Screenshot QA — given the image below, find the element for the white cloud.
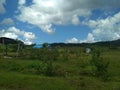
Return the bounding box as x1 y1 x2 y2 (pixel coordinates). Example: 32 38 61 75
80 33 95 43
0 0 6 14
66 37 78 43
0 27 36 45
24 39 33 45
16 0 120 35
0 18 14 25
83 12 120 42
72 15 80 25
17 0 92 34
40 24 55 34
18 0 26 5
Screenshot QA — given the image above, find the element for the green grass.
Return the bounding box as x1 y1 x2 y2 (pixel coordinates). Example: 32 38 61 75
0 47 120 90
0 71 120 90
0 72 74 90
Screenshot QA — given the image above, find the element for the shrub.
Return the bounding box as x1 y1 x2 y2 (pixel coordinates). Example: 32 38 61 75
90 49 110 81
79 59 94 76
45 61 54 76
26 62 46 74
44 61 66 77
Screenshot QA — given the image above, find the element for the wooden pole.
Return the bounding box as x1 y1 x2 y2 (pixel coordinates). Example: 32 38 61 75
17 42 20 57
2 38 5 56
5 44 8 55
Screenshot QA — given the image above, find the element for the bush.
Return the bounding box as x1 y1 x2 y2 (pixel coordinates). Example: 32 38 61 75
21 48 59 61
44 61 66 77
90 49 110 81
45 61 54 76
79 59 93 76
27 62 46 74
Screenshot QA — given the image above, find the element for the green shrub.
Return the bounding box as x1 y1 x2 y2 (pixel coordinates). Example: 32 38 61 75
79 59 93 76
45 61 55 76
54 65 66 77
44 61 66 77
90 49 110 81
80 66 94 76
26 62 46 74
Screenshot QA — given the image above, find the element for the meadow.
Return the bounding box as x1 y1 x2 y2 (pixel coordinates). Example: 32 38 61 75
0 44 120 90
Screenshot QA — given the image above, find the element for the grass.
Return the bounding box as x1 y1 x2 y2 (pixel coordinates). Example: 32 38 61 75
0 71 120 90
0 47 120 90
0 72 74 90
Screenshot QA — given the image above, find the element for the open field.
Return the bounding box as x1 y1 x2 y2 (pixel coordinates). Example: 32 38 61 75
0 46 120 90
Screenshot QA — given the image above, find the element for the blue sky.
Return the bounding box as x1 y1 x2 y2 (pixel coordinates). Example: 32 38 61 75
0 0 120 44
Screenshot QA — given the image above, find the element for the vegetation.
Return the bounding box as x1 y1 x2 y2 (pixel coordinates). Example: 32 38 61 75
0 40 120 90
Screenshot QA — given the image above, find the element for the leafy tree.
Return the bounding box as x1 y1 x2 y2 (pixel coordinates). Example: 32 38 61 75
42 42 49 48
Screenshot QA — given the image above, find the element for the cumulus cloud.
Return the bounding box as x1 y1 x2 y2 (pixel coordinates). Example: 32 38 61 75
18 0 26 5
0 18 14 25
80 33 95 43
83 12 120 42
23 32 36 45
72 15 80 25
0 27 35 45
16 0 120 39
17 0 92 34
66 37 78 43
17 0 120 34
0 0 6 14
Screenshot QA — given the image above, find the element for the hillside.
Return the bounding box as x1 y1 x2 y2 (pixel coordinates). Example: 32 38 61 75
50 39 120 47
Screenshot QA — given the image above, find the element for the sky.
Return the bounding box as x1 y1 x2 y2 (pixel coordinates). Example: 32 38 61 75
0 0 120 45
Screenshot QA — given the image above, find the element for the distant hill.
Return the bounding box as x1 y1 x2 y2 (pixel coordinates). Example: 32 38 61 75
92 39 120 47
50 39 120 47
0 37 24 44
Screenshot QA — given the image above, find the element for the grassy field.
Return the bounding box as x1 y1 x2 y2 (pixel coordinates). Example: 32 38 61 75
0 46 120 90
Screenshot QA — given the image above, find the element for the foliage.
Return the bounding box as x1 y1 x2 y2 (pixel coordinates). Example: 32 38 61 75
42 42 49 48
0 44 120 89
90 49 110 80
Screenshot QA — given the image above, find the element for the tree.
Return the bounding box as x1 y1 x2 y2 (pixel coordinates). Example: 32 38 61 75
42 42 49 48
